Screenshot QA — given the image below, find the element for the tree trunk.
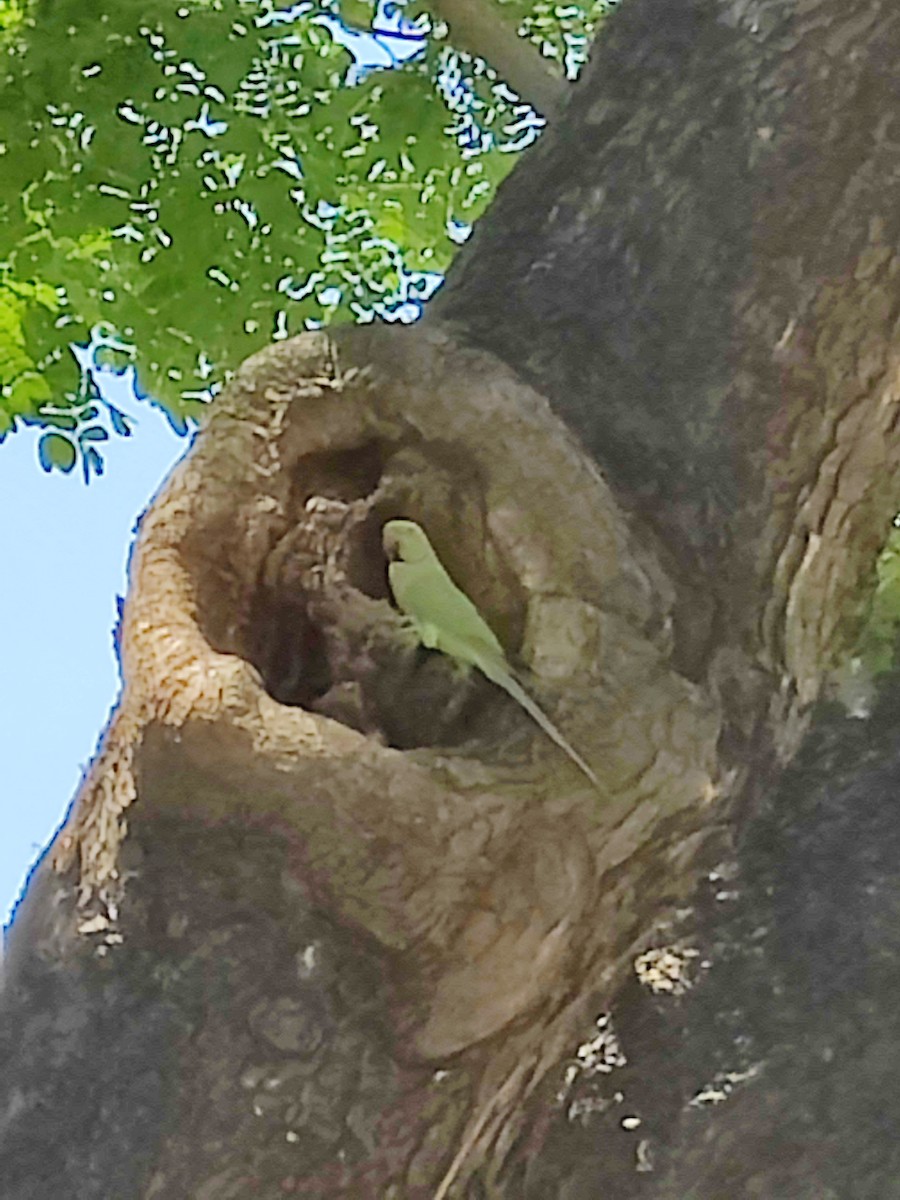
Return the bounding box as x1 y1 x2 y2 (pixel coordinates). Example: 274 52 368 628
5 0 900 1196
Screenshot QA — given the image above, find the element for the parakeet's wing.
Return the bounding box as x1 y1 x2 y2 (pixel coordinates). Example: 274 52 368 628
389 556 506 666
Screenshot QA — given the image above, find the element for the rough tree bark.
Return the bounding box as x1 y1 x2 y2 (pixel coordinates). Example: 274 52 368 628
4 0 900 1197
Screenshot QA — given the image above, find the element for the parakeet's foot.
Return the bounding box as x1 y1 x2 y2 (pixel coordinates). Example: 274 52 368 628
394 613 424 648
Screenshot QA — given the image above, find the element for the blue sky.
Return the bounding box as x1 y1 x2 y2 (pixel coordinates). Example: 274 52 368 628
0 373 185 925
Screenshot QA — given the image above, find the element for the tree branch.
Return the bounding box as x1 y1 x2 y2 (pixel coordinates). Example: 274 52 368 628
428 0 568 119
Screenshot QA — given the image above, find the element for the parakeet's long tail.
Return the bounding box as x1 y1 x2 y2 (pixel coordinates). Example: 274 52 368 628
477 657 599 787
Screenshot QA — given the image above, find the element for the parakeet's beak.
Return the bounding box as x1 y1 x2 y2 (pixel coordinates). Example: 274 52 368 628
383 519 431 564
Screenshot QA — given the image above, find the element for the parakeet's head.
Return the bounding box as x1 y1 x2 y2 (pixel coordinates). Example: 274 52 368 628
383 519 434 564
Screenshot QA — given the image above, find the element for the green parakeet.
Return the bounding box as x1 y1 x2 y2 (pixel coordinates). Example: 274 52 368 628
383 519 598 786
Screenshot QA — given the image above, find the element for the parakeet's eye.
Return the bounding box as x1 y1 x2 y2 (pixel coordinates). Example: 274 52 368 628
383 521 426 562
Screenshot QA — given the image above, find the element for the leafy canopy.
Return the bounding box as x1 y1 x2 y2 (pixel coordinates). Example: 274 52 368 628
0 0 609 478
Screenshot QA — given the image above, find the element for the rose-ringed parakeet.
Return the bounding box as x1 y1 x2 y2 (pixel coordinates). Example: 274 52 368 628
383 519 598 786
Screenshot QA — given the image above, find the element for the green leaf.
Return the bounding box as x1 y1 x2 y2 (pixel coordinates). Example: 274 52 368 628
108 405 134 437
79 425 110 443
7 371 52 415
37 411 78 432
82 445 105 483
38 432 77 474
